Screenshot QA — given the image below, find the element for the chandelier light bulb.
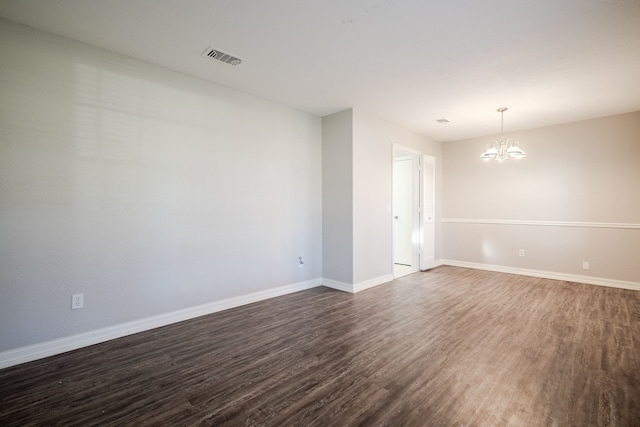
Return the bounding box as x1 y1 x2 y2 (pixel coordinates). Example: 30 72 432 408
480 108 527 161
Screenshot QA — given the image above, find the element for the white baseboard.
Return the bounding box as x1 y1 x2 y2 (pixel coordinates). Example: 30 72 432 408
441 260 640 291
321 278 354 293
322 273 395 293
0 278 322 370
353 273 395 293
19 261 627 370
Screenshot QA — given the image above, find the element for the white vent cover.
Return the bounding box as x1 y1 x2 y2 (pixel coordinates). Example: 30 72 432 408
202 46 243 67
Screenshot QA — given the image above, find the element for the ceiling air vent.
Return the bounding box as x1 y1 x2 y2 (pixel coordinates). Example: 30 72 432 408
202 46 243 67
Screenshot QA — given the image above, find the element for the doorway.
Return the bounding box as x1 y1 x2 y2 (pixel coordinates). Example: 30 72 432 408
393 146 419 277
392 146 437 278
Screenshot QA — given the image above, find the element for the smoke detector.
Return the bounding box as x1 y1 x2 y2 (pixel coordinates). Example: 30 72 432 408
201 46 243 67
436 118 450 124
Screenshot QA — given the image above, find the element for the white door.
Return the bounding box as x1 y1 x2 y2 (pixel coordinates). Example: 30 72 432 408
393 157 413 266
420 155 436 269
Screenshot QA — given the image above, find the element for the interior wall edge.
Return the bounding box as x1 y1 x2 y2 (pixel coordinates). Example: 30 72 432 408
442 260 640 292
352 273 395 293
321 279 354 294
0 278 322 370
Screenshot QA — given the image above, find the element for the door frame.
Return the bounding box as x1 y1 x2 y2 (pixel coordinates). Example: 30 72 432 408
392 144 421 277
420 154 437 270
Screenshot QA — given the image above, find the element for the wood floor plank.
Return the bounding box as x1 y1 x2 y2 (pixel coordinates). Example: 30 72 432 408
1 266 640 426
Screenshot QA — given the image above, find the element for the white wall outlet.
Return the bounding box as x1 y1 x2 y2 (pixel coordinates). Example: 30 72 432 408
582 261 590 270
518 249 525 257
71 293 84 309
297 256 304 268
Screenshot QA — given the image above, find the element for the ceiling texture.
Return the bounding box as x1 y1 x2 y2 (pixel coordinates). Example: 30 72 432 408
1 0 639 142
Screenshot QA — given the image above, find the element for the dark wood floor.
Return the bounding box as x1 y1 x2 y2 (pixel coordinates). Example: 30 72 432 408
1 266 639 426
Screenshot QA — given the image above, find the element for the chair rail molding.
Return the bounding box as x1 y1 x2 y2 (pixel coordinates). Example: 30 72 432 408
442 218 640 230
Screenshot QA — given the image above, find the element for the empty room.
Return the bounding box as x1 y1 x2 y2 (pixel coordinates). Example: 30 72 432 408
1 1 639 425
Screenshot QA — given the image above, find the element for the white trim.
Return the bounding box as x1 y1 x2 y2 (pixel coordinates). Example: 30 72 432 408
17 262 633 370
322 274 396 293
392 143 422 156
392 144 422 272
420 259 444 271
321 278 354 293
353 273 394 293
442 218 640 230
420 154 436 270
441 260 640 291
0 278 322 370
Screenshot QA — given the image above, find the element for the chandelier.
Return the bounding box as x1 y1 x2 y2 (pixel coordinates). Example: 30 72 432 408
480 107 526 160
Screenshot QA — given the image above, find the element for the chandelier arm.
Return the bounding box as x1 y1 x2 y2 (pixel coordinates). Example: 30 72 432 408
480 107 526 160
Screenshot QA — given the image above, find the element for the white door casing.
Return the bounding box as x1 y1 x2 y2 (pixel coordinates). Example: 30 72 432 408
393 157 413 266
420 154 436 270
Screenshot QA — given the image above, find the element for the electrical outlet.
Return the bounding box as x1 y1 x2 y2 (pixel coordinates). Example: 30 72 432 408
71 293 84 309
518 249 525 257
297 256 304 268
582 261 590 270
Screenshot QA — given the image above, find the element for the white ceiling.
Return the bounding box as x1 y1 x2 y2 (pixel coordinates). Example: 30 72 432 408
1 0 639 141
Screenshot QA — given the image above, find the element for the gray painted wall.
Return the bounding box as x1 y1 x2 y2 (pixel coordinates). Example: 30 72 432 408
321 109 442 287
0 20 322 351
352 109 442 284
321 110 354 283
442 112 640 282
5 16 636 361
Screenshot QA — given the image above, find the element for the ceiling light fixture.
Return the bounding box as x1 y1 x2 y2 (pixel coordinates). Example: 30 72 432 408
480 108 526 160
